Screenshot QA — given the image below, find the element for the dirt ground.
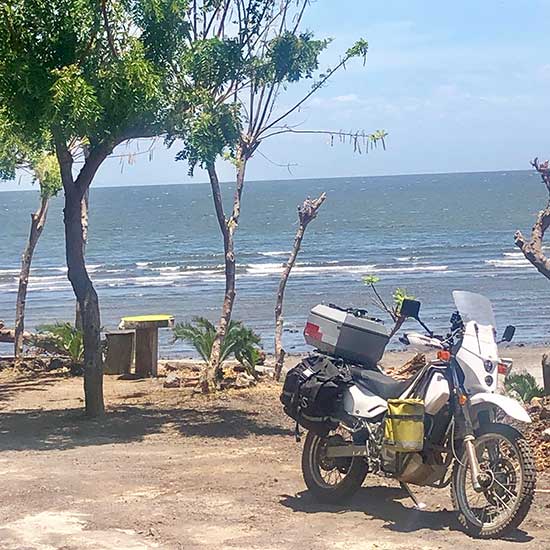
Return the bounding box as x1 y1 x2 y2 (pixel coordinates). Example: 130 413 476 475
1 360 549 550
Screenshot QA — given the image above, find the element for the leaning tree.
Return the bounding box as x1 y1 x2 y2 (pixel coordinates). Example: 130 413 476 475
169 0 386 392
0 0 191 416
0 111 62 360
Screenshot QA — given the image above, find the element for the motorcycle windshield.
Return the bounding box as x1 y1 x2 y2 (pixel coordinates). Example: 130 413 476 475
452 290 496 329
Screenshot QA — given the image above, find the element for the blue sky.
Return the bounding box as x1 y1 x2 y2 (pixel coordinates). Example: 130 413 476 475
4 0 550 191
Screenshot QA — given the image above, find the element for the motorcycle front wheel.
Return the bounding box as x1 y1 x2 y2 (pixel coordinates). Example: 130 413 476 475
301 428 368 503
451 423 536 538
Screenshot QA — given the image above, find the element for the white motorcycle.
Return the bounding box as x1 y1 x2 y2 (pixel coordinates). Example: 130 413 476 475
299 291 535 538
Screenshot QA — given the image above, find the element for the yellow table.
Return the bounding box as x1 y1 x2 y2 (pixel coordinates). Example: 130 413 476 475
119 314 174 377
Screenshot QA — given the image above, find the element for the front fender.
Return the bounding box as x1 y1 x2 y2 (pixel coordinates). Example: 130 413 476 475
470 392 531 423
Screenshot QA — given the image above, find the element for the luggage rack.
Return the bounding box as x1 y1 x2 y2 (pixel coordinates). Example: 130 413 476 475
327 303 385 324
307 349 383 372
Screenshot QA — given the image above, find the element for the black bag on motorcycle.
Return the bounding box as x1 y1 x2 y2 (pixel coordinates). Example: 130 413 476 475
280 355 351 435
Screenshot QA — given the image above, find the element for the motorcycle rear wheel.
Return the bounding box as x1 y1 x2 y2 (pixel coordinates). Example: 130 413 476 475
301 428 368 503
451 423 536 538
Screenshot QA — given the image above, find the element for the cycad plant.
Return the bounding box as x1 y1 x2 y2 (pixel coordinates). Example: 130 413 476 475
31 322 84 372
173 317 262 377
504 372 545 403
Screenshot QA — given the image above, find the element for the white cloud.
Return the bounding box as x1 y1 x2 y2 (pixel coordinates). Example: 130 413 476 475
333 94 360 103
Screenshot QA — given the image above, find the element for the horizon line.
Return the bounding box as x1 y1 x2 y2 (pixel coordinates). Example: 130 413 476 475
0 167 533 193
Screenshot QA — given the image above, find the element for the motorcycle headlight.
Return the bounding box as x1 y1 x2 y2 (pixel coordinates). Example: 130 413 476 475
484 360 495 373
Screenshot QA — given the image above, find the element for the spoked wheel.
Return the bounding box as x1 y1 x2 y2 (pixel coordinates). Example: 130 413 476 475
451 424 536 538
301 427 368 503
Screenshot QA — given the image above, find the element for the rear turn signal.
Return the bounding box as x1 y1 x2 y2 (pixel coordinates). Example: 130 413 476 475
437 350 451 362
497 362 508 375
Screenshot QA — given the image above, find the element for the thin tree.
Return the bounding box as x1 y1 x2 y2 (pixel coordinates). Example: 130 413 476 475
0 110 62 361
170 0 386 392
515 158 550 278
362 275 414 338
14 159 62 361
274 193 326 380
0 1 191 416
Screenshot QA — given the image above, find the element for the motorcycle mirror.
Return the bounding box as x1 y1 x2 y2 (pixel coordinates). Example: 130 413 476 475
502 325 516 342
400 299 421 319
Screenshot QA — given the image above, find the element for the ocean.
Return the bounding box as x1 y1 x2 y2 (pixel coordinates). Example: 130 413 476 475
1 170 550 357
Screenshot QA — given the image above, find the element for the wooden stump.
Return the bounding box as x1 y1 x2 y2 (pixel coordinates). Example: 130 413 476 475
543 354 550 396
104 330 134 375
135 327 158 377
118 315 174 378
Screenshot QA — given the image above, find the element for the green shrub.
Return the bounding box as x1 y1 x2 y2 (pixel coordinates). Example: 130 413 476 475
504 372 544 403
31 322 84 370
173 317 262 375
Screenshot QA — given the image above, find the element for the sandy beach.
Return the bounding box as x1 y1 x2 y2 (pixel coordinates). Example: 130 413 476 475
0 358 548 550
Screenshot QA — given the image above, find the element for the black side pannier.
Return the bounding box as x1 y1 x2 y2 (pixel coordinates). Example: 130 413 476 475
280 355 351 437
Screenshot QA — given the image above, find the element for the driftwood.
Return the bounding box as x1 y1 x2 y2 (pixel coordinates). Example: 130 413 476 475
515 158 550 279
0 327 54 347
385 353 427 380
274 193 327 380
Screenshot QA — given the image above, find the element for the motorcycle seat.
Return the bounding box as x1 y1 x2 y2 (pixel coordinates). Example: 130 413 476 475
350 367 416 400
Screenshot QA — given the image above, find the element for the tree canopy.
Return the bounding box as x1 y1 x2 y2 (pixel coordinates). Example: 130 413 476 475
0 108 61 197
0 0 192 166
165 1 382 172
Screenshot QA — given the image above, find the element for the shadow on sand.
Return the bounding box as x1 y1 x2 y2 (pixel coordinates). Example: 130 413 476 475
280 486 533 543
0 403 293 452
0 373 59 405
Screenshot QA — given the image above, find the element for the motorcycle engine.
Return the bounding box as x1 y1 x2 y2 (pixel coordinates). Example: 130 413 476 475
396 452 447 486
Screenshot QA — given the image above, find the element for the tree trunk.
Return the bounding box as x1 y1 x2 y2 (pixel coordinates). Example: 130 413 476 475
14 196 49 361
202 158 247 392
274 193 326 380
75 189 89 330
515 159 550 279
64 186 104 416
274 225 305 380
543 353 550 396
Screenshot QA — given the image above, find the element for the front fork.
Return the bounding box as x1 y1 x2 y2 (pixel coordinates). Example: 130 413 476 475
463 434 483 491
460 398 491 492
450 358 488 492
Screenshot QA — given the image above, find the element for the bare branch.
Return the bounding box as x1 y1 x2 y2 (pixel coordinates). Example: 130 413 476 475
368 283 396 322
515 157 550 280
258 53 354 137
260 127 387 150
291 0 309 35
531 157 550 196
101 0 118 58
256 149 297 173
298 192 326 226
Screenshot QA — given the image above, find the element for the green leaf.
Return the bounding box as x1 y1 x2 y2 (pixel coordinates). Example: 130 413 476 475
504 373 545 403
173 316 261 374
362 275 380 285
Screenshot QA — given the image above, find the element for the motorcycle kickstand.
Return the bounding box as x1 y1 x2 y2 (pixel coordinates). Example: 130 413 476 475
399 482 427 510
